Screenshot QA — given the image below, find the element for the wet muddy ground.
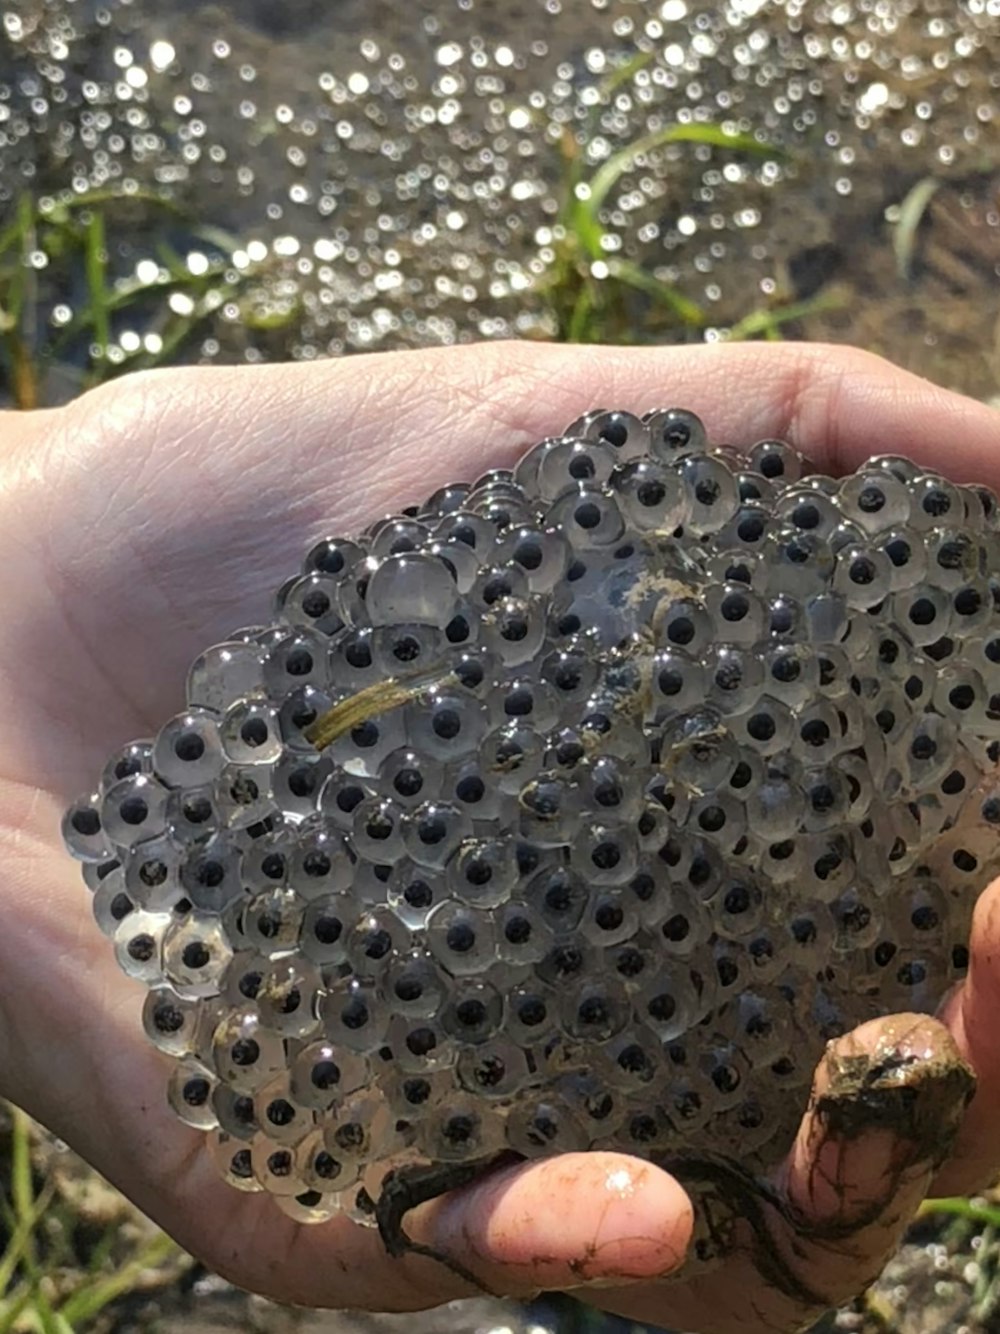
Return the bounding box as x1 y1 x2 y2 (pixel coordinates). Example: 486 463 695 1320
1 0 999 400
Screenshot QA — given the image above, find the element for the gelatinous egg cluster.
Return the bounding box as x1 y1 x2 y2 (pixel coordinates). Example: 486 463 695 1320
63 410 1000 1225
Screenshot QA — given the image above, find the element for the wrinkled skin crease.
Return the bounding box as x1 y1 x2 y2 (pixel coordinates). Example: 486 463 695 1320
0 342 999 1332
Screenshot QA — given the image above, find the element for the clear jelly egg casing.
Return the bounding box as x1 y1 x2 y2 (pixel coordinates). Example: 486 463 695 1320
62 409 1000 1222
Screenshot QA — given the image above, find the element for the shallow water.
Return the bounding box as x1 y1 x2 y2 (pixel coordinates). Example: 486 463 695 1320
1 0 999 401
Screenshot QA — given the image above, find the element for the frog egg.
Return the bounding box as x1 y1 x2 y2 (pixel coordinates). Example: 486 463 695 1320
329 627 379 692
836 471 912 534
703 645 766 716
567 408 651 461
100 775 169 850
248 1134 308 1197
384 1011 457 1073
427 520 492 581
141 986 206 1057
950 579 992 637
272 753 331 820
187 641 266 714
260 630 331 699
677 455 740 537
424 538 482 602
646 648 707 723
702 582 768 647
364 552 460 629
164 785 219 845
101 740 154 792
611 457 688 532
380 950 448 1021
219 699 283 767
344 908 408 980
907 475 964 532
375 747 440 810
242 887 304 956
546 485 625 551
318 768 373 827
91 865 140 936
255 958 322 1040
298 893 353 967
274 1189 344 1226
113 906 170 984
515 435 613 502
163 911 234 998
400 801 472 868
569 824 638 888
212 1008 287 1092
289 1040 370 1111
81 855 122 895
210 1132 265 1193
494 523 570 595
63 792 115 863
348 796 403 863
403 686 487 763
645 407 707 462
452 1038 532 1101
368 515 431 558
410 1096 503 1164
320 978 389 1055
371 622 447 678
255 1079 315 1147
830 544 893 610
773 486 842 540
439 837 516 909
636 967 704 1042
167 1060 219 1131
295 1131 361 1194
480 595 547 667
178 834 244 912
902 713 959 791
303 536 366 579
656 594 715 656
492 899 553 966
214 768 276 827
762 528 836 600
747 439 811 486
291 818 356 898
467 477 533 530
278 573 348 637
872 525 929 594
425 902 497 977
437 978 503 1045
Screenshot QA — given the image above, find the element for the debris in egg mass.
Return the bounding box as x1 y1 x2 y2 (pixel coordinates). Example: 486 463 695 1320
63 408 1000 1238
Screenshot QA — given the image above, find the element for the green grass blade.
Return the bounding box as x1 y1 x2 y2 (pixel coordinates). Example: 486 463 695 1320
0 1186 55 1296
0 1284 34 1334
918 1196 1000 1228
566 284 596 343
586 123 783 216
596 50 653 102
727 289 844 340
57 1232 179 1326
605 258 705 326
893 175 941 281
83 210 111 359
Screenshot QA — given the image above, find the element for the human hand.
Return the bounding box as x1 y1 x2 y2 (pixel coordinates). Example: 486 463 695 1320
2 340 1000 1333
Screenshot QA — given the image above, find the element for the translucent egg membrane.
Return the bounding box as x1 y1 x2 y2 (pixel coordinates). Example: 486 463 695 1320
63 409 1000 1225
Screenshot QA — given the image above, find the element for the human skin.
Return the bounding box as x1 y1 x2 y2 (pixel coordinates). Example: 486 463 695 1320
1 340 1000 1332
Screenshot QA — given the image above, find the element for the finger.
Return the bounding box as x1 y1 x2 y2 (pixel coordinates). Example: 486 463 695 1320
588 1014 974 1334
6 339 1000 793
933 872 1000 1194
405 1150 692 1297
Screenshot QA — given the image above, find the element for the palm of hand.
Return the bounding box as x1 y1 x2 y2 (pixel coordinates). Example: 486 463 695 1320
2 341 1000 1333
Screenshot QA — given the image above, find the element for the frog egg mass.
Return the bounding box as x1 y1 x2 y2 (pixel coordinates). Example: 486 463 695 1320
62 409 1000 1227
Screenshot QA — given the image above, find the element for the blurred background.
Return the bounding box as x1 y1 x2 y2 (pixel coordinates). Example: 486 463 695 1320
0 0 998 1330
